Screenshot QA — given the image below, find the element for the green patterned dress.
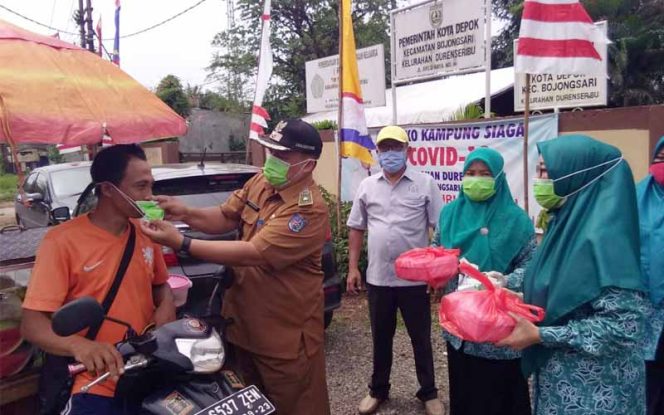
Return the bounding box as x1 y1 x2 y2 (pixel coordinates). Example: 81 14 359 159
532 288 648 415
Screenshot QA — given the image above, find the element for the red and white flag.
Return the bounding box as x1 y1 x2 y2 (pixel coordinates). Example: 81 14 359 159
515 0 607 74
249 0 273 140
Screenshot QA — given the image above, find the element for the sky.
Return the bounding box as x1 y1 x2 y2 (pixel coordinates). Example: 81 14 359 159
0 1 504 91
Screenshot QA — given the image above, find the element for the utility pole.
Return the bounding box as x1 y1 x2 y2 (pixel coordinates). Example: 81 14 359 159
85 0 95 53
78 0 86 48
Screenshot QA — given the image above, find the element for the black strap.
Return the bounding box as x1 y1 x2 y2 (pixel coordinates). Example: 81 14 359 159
85 222 136 340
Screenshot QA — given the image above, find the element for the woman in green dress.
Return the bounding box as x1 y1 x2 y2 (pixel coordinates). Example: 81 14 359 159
638 136 664 414
434 147 535 415
498 135 649 415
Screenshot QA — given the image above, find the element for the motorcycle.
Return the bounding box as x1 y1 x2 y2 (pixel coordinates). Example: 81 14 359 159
51 296 275 415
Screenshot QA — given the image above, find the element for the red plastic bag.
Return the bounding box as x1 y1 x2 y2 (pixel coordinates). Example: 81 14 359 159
439 262 545 343
395 248 460 288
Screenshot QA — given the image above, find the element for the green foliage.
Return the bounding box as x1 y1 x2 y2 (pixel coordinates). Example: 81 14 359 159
156 75 192 118
0 174 17 202
208 0 404 123
319 186 368 285
47 146 63 164
447 103 485 122
311 120 338 131
228 135 246 152
492 0 664 107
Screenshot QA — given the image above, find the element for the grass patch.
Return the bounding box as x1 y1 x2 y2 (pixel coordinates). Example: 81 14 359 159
0 174 17 203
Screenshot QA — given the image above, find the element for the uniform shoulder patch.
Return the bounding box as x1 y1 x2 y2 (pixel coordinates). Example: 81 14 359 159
288 213 308 233
298 188 313 206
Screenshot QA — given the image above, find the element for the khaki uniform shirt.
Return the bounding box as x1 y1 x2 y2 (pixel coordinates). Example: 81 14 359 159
220 173 329 360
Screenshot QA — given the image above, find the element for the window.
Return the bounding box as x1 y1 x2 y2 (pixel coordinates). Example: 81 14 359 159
50 167 92 198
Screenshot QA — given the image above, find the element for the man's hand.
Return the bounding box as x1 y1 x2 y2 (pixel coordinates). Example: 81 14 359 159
140 220 184 249
346 267 363 294
154 195 190 222
495 312 541 351
69 337 125 380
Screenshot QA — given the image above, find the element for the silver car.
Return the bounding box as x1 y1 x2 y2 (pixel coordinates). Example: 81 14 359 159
14 162 91 228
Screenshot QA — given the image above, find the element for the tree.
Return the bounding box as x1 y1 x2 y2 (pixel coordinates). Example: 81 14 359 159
155 75 192 118
48 146 64 164
447 103 485 122
491 0 664 107
208 0 403 123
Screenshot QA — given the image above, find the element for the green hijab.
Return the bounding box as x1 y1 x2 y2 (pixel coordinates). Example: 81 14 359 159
439 148 534 273
522 135 646 375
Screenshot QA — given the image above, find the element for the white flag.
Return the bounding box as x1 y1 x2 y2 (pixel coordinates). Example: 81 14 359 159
249 0 273 140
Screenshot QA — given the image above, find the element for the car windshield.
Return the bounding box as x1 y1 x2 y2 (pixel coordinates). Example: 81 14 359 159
51 167 92 198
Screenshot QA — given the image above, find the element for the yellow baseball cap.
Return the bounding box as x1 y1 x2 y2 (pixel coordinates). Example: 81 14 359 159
376 125 408 145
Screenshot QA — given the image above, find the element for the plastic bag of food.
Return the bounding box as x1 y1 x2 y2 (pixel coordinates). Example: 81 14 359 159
439 262 545 343
395 248 460 288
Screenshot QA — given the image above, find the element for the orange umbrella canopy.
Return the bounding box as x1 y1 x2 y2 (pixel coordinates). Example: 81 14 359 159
0 19 187 147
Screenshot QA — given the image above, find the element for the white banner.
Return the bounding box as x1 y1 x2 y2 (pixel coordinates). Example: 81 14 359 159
344 115 559 224
514 21 608 112
392 0 486 82
305 44 386 114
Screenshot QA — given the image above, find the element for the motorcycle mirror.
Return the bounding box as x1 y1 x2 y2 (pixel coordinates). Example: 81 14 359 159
52 296 105 337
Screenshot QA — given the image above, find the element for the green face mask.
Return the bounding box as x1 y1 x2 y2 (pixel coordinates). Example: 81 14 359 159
533 178 565 209
263 155 314 187
263 155 290 187
136 200 165 221
462 176 496 202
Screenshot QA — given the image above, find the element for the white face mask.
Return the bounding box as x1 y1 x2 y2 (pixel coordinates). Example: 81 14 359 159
106 182 144 218
555 157 623 198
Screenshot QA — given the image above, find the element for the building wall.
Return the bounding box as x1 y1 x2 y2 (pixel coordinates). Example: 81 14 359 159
179 109 249 154
558 129 651 180
141 141 179 165
559 105 664 182
313 142 339 195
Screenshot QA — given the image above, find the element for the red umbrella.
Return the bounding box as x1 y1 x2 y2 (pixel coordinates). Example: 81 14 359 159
0 19 187 175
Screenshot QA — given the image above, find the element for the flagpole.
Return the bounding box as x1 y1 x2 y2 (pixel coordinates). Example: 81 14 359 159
248 4 268 165
523 73 531 216
335 0 344 237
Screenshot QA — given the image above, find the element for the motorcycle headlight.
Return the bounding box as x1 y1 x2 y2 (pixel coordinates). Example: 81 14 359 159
175 328 225 373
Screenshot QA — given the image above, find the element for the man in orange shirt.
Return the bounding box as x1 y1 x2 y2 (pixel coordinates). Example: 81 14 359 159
21 145 175 415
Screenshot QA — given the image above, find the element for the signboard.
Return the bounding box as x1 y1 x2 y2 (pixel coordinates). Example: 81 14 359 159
305 44 386 114
392 0 486 82
514 21 608 112
342 115 559 223
16 149 39 163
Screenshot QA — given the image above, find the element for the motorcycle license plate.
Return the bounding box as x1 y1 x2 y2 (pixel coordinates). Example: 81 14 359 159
194 385 275 415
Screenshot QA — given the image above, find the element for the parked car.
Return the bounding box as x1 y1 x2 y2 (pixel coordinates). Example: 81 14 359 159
14 162 92 229
70 162 342 328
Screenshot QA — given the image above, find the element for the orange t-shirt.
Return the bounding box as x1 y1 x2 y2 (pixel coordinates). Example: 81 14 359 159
23 214 169 397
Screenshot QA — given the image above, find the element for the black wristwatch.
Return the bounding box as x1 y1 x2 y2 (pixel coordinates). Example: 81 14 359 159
178 236 192 255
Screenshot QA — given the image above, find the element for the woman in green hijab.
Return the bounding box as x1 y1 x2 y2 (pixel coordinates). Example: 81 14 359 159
433 147 535 415
638 136 664 415
497 135 649 415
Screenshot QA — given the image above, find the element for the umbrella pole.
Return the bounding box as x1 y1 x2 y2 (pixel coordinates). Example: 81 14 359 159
0 95 26 205
8 144 24 185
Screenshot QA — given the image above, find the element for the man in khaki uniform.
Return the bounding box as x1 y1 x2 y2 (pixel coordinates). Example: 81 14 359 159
141 119 331 414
